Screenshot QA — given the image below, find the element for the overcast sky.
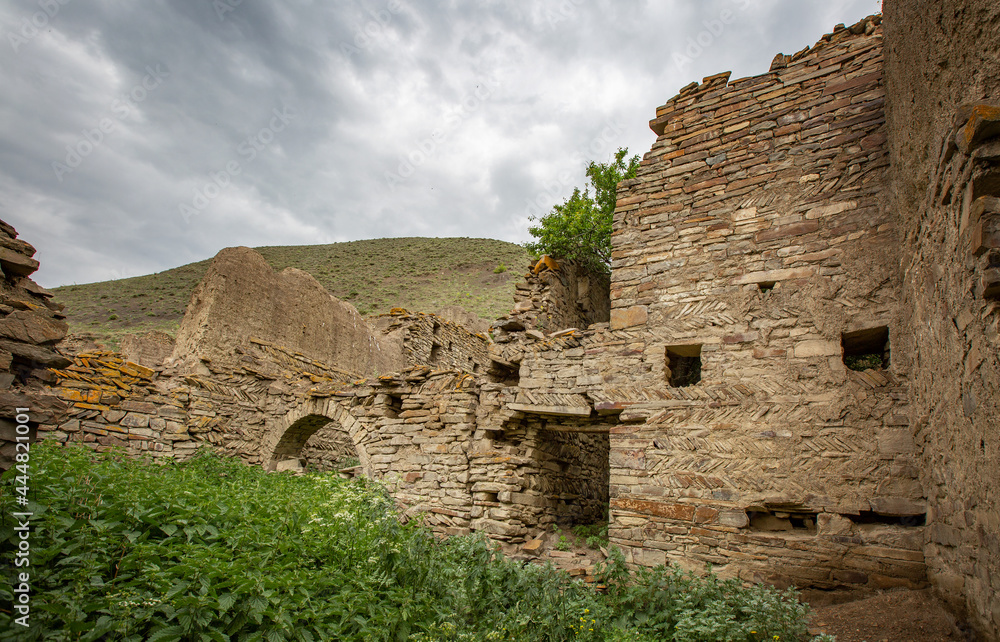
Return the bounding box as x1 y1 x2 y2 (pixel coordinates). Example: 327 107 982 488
1 0 879 288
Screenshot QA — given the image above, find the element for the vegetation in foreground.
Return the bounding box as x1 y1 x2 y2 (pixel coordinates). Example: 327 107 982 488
50 238 531 348
0 444 834 641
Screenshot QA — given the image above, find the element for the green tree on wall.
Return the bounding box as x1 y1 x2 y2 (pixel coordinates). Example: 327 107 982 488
525 147 640 276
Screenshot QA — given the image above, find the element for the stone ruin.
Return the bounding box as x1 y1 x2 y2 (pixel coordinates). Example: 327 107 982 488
0 220 69 471
5 3 1000 638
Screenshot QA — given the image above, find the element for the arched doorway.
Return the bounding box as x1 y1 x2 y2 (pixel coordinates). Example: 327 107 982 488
264 399 369 473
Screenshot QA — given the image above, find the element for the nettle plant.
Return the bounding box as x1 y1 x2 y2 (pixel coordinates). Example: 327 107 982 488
1 443 831 642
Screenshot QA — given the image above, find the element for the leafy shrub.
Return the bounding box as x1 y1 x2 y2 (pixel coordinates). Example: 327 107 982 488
573 522 609 550
0 444 831 641
525 148 640 276
494 263 508 274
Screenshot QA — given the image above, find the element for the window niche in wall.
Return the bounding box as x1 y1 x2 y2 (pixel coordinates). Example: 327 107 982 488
666 344 702 387
748 510 818 532
842 326 889 371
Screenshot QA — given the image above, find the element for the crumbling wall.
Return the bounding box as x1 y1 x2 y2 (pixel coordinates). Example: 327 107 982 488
120 331 176 369
500 258 610 334
884 1 1000 635
372 309 491 374
171 246 404 376
473 373 612 539
340 370 483 535
44 341 537 540
0 219 69 471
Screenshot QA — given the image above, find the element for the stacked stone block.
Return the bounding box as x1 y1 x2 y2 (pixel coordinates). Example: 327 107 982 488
534 15 932 591
373 309 491 374
498 257 610 335
0 219 69 470
883 1 1000 635
892 101 1000 638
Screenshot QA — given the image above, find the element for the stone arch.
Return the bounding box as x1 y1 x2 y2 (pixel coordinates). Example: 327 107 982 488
263 397 371 473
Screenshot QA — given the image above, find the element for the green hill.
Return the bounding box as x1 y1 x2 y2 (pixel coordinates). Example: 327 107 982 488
52 238 531 347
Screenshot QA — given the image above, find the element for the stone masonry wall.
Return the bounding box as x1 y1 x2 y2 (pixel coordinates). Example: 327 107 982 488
172 246 405 376
473 371 612 539
0 219 70 471
43 339 588 542
884 0 1000 634
501 258 611 335
596 15 932 591
372 309 491 375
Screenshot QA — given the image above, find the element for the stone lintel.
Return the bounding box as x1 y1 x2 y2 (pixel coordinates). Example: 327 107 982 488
507 403 592 418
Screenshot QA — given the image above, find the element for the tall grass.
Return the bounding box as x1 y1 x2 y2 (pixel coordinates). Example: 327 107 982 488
0 444 832 641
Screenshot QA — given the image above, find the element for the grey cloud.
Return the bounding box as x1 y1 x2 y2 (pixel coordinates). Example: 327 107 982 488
0 0 880 287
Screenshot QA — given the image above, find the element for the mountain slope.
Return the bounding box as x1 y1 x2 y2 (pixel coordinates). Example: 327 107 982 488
52 237 531 347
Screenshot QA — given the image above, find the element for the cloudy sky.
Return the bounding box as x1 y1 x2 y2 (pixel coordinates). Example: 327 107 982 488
1 0 880 288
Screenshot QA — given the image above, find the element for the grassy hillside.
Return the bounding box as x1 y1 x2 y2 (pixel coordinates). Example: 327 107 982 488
52 238 531 347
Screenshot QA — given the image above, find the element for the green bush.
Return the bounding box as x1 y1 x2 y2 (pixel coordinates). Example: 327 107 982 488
0 444 831 641
525 148 640 276
573 522 609 550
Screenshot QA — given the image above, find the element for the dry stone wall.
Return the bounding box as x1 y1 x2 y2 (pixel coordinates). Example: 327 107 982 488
0 219 70 471
499 257 610 335
372 309 491 375
43 337 588 540
119 330 176 369
884 0 1000 634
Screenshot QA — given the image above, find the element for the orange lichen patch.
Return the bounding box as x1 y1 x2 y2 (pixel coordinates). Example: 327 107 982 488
58 388 102 404
532 255 560 274
955 103 1000 153
120 362 155 379
73 402 110 412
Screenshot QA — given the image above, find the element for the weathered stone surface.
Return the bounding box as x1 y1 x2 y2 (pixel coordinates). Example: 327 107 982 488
886 3 1000 631
522 539 544 553
609 306 647 330
955 104 1000 153
171 246 404 376
733 267 816 285
869 497 925 517
718 510 750 528
793 340 841 358
817 513 853 536
120 331 175 369
0 310 68 345
878 430 916 456
0 220 71 471
0 339 71 368
275 459 303 472
0 246 39 277
611 498 696 521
